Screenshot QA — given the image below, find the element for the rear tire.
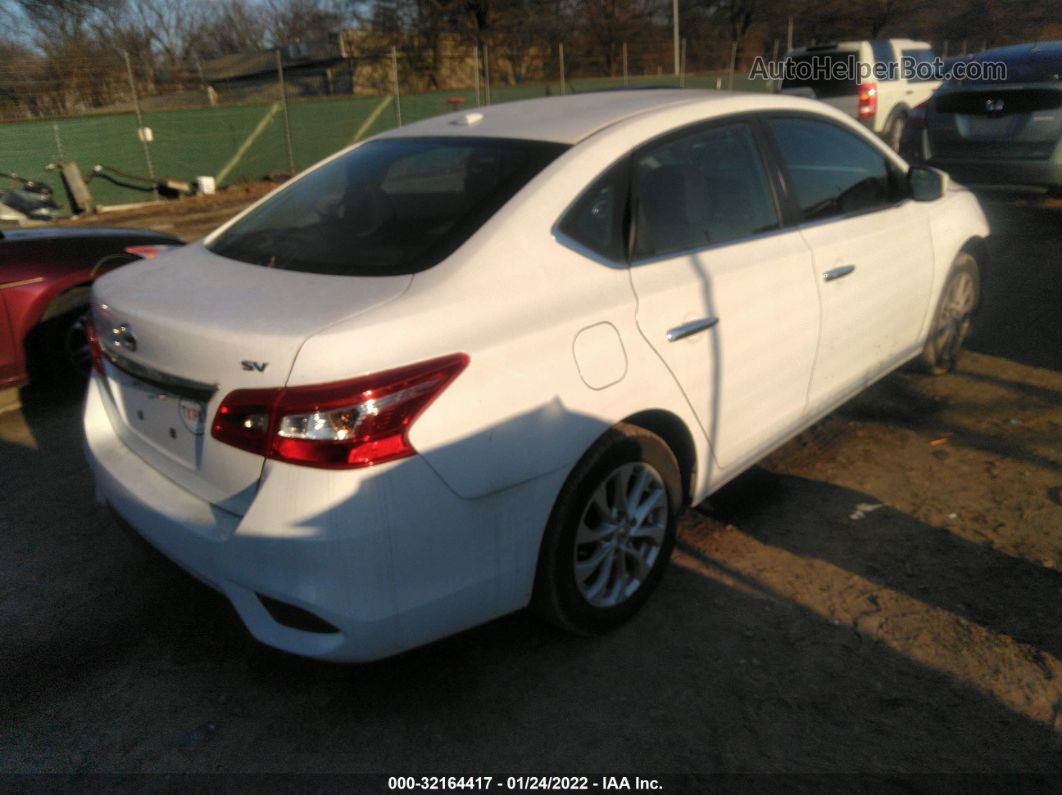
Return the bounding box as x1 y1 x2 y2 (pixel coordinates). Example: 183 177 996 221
44 307 93 381
532 423 680 635
918 252 980 375
886 114 906 151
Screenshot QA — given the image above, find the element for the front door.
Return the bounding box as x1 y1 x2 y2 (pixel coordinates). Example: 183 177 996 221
764 115 934 409
627 120 820 474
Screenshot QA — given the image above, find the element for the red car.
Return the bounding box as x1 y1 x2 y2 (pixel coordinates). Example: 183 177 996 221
0 227 181 388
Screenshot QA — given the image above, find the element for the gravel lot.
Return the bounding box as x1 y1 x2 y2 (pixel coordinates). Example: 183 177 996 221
1 189 1060 776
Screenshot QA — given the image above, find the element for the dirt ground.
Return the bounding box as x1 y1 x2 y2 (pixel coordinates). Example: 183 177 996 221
0 189 1060 777
60 181 280 242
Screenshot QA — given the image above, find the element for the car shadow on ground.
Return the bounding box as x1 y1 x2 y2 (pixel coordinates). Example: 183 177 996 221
706 465 1062 665
972 196 1062 373
1 385 1060 773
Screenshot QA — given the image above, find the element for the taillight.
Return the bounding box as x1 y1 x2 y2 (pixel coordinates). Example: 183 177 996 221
124 244 177 260
858 82 878 119
906 101 929 130
85 319 104 376
212 353 469 469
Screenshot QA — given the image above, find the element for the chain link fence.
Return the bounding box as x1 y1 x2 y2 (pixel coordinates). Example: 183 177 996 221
1 35 780 215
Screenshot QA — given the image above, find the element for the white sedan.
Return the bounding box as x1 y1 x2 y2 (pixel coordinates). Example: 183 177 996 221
84 90 988 661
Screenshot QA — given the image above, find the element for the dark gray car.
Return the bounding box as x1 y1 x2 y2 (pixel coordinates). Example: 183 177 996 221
901 41 1062 194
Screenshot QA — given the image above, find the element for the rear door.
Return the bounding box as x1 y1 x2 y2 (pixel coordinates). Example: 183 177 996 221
869 40 903 132
899 46 941 108
765 115 934 409
627 119 820 472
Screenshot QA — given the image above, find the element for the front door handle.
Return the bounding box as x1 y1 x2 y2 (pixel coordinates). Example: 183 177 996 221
666 317 718 342
823 265 856 282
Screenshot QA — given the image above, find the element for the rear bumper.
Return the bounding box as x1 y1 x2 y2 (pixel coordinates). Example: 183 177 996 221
84 373 554 661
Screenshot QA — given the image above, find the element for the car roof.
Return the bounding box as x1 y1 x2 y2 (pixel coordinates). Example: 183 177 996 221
787 39 930 55
974 40 1062 62
377 89 815 145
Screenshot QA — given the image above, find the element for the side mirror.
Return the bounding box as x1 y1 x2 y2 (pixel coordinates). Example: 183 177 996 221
908 166 948 201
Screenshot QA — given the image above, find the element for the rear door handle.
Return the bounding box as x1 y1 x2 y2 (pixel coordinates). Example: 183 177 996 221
823 265 856 282
666 317 718 342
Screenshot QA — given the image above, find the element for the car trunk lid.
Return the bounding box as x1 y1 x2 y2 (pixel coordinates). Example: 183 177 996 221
91 243 411 514
927 86 1062 161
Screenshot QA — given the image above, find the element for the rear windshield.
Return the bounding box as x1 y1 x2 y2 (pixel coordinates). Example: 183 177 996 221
208 137 567 276
781 52 860 98
946 49 1062 86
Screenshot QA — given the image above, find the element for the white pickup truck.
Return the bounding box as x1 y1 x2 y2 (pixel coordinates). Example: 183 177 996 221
778 39 941 150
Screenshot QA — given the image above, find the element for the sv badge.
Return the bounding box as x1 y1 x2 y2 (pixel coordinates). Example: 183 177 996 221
241 360 269 372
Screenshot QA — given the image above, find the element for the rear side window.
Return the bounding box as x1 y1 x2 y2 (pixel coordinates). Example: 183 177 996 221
869 40 898 80
557 161 629 262
767 117 904 221
902 48 939 82
633 122 778 259
208 137 567 276
782 52 859 98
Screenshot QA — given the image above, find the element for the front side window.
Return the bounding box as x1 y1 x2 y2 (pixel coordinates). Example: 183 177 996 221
209 137 567 276
633 122 778 259
767 117 904 222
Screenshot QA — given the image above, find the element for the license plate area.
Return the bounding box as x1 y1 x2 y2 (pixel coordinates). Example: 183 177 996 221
108 367 207 470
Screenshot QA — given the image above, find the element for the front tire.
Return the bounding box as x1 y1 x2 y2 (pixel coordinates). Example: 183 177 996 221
918 252 980 375
532 423 681 635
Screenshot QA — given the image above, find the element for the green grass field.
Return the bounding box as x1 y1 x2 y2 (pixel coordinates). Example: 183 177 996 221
1 72 767 214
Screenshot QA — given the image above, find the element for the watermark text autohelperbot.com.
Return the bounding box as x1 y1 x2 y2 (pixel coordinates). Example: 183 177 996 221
749 56 1007 84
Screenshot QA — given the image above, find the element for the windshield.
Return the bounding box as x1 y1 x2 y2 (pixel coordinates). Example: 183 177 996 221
208 137 567 276
946 48 1062 87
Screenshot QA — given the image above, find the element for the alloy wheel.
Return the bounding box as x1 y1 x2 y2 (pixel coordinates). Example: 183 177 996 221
573 461 668 608
934 270 975 367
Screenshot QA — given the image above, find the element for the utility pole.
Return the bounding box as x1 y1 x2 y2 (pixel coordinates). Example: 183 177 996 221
123 51 157 200
473 44 481 106
673 0 681 77
559 43 566 96
390 46 403 125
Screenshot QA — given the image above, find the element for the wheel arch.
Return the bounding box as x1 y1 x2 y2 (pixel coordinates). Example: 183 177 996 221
21 282 92 382
37 282 92 325
620 409 697 507
884 102 910 128
958 235 988 311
